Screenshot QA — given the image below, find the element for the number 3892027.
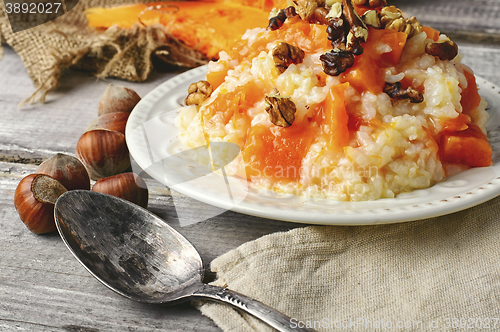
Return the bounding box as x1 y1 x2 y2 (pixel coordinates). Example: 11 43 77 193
5 2 62 14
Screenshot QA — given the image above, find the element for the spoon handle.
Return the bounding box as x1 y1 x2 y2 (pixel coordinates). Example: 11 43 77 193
192 284 317 332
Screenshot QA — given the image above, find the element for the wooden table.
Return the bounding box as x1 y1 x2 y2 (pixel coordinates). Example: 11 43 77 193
1 1 499 331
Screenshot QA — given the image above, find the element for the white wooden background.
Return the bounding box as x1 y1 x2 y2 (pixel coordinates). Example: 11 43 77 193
1 1 500 331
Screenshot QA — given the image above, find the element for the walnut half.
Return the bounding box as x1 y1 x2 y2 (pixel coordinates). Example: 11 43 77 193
185 80 212 106
384 82 424 103
320 49 355 76
425 40 458 61
265 91 296 127
272 42 305 74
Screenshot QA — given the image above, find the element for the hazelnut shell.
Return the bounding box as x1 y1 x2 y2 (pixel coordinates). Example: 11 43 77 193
75 129 131 180
98 84 140 116
14 174 67 234
36 153 91 191
85 112 130 135
92 172 149 208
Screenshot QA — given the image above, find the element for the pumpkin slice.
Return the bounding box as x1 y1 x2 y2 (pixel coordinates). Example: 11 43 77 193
85 1 276 59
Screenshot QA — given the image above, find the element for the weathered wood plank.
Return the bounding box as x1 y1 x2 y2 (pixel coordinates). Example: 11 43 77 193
394 0 500 42
2 2 500 330
459 43 500 86
0 275 219 331
1 162 299 265
0 161 299 331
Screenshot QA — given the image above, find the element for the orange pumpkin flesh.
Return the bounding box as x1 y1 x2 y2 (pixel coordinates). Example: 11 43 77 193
437 65 491 168
242 123 318 181
440 124 492 167
85 2 277 59
342 28 407 95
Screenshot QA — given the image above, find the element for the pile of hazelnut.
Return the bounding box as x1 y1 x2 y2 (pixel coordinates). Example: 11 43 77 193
14 85 149 234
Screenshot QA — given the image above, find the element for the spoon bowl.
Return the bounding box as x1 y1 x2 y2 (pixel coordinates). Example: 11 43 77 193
55 190 201 304
55 190 315 332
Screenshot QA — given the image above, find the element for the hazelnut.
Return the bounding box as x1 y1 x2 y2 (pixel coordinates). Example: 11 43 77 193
75 129 131 180
92 172 149 208
14 174 67 234
98 84 141 116
36 153 90 191
86 112 130 135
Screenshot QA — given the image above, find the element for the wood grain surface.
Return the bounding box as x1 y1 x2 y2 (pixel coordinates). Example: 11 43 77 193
1 0 500 331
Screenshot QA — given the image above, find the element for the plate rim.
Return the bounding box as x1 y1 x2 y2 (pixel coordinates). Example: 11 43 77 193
125 65 500 225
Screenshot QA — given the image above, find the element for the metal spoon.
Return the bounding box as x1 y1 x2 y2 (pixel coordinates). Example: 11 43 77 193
54 190 315 332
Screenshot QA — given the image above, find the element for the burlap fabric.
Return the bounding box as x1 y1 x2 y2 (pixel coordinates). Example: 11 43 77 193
0 0 207 106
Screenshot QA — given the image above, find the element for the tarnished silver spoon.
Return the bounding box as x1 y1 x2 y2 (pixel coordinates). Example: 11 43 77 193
54 190 315 332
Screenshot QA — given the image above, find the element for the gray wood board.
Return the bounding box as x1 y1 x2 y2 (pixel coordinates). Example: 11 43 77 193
2 1 500 329
394 0 500 43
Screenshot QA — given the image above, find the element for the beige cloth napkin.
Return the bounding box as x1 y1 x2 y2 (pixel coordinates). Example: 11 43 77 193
198 196 500 331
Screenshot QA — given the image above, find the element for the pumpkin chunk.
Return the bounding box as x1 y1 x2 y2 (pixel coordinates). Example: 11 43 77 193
439 124 492 167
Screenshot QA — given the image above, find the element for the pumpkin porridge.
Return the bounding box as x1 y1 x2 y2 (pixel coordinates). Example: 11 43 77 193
175 0 492 201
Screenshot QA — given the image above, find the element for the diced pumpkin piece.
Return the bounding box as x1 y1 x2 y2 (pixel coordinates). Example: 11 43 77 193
440 124 492 167
342 28 407 94
442 113 471 132
242 122 317 181
376 29 408 66
343 55 383 94
206 67 228 90
206 81 262 126
421 26 440 42
274 18 331 54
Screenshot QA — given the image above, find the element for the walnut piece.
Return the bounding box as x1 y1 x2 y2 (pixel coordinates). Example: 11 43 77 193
425 40 459 61
362 10 380 28
294 0 325 22
185 80 213 106
320 49 355 76
311 6 331 25
379 6 421 38
325 0 367 54
272 42 306 73
343 0 368 54
291 0 330 25
327 17 347 49
384 82 424 103
265 92 296 127
326 2 342 20
267 6 297 30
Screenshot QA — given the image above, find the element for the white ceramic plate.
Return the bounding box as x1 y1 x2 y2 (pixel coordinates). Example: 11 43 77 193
126 65 500 225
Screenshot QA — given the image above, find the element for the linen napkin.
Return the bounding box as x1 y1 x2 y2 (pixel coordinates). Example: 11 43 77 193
198 196 500 331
